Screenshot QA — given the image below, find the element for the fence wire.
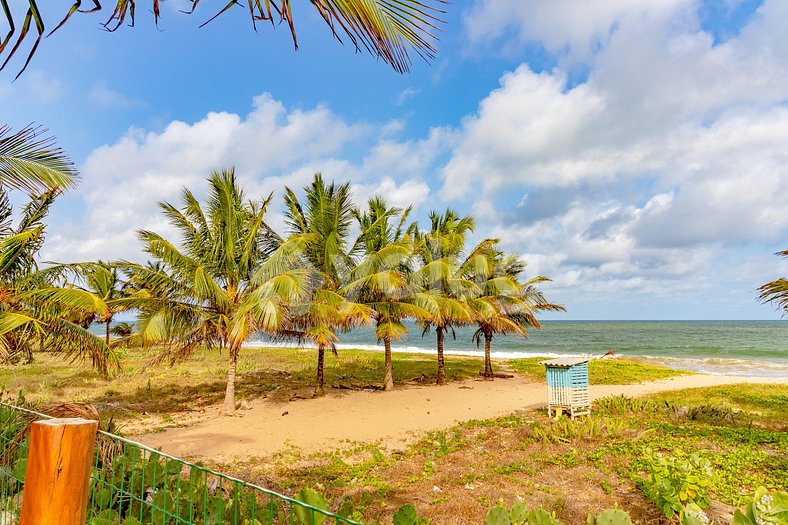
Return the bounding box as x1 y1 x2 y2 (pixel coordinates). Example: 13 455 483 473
0 401 362 525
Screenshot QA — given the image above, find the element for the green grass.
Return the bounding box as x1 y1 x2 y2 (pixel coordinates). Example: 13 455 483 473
508 357 691 384
646 383 788 428
1 347 695 423
0 346 484 418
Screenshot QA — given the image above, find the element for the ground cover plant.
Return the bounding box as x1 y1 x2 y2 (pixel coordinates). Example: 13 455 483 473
207 383 787 525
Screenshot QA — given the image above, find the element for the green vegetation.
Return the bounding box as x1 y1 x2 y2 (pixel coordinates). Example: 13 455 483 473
639 447 714 518
221 383 786 524
0 346 487 419
758 249 788 315
647 384 788 427
0 346 689 424
3 170 562 413
509 357 690 384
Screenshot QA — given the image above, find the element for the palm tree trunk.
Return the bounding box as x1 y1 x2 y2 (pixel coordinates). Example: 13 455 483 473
383 335 394 391
315 345 326 397
223 344 240 414
483 330 494 379
436 326 446 385
105 320 111 346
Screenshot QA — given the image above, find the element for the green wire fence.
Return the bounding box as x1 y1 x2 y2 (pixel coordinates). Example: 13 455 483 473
0 401 363 525
0 397 30 525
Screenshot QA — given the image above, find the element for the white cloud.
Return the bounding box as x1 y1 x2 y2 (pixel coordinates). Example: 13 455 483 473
464 0 689 63
395 87 420 106
89 81 140 109
42 94 438 263
446 0 788 254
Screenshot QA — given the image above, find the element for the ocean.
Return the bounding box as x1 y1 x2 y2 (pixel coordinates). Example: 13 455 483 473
246 320 788 378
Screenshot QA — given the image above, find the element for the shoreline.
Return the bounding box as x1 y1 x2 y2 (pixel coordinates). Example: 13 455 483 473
137 372 788 462
244 340 788 379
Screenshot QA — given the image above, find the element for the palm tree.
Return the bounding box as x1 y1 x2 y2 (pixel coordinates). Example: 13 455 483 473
0 189 112 371
468 251 565 379
40 261 129 346
283 174 354 290
282 174 372 396
129 168 308 413
0 125 77 193
110 321 135 338
413 209 478 385
758 250 788 315
0 0 445 78
287 289 373 396
343 197 432 391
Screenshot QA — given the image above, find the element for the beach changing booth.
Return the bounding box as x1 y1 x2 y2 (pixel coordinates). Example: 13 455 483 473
542 357 591 419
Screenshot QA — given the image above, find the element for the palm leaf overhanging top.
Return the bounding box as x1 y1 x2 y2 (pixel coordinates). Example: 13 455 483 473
758 250 788 316
0 125 78 193
0 0 446 77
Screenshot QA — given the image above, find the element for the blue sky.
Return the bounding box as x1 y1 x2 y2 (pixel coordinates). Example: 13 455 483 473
2 0 787 320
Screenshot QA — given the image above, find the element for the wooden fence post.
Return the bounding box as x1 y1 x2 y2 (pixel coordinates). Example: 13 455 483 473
19 418 98 525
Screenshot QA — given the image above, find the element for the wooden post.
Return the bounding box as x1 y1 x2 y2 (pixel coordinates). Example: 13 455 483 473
19 418 98 525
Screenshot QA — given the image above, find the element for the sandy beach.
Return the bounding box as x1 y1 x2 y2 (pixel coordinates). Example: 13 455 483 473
137 373 787 461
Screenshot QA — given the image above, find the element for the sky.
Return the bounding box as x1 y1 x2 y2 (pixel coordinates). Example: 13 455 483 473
1 0 787 320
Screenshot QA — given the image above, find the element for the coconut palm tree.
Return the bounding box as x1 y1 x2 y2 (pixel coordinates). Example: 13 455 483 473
110 321 134 338
413 209 478 385
468 251 565 379
38 261 129 346
758 250 788 315
283 174 355 290
287 289 373 396
0 0 445 78
129 168 309 413
281 174 372 396
0 125 77 193
0 189 112 371
343 197 432 390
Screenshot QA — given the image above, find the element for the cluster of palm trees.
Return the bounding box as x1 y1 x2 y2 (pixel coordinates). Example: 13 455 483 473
1 143 563 413
125 169 563 413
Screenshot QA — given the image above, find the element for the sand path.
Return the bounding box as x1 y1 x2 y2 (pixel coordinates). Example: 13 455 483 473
137 374 786 461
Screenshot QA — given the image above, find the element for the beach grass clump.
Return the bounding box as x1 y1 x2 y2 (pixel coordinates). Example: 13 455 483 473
509 357 691 384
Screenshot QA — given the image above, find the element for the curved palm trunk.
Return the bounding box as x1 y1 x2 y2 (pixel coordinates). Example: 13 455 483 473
436 326 446 385
105 319 111 346
315 345 326 397
483 330 494 379
383 335 394 391
223 344 241 414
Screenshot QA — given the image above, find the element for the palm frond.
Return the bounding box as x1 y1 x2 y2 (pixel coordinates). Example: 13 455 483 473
0 125 77 193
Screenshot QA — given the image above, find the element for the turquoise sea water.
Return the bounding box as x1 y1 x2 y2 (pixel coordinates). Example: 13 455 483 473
247 320 788 378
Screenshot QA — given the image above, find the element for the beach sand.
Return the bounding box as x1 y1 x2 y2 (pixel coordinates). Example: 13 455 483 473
137 373 786 461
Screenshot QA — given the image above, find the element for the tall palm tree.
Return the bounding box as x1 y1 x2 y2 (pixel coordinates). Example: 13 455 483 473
283 174 354 290
468 251 565 379
282 174 372 396
129 168 308 413
344 197 432 391
0 125 77 193
758 250 788 315
0 0 445 78
0 189 112 371
413 209 478 385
